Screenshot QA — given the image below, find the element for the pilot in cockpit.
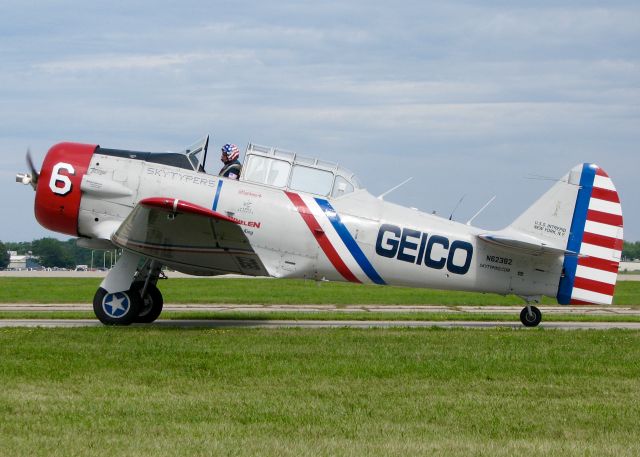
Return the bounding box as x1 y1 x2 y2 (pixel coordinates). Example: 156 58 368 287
219 143 242 180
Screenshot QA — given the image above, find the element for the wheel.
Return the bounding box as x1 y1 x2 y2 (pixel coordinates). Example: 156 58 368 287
131 281 164 323
93 287 141 326
520 305 542 327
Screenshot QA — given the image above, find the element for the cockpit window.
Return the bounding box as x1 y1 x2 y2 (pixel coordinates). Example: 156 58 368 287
240 143 364 197
289 165 334 196
332 175 355 198
243 155 291 188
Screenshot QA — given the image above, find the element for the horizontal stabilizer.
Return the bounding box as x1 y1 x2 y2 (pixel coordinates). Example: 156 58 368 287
477 231 574 256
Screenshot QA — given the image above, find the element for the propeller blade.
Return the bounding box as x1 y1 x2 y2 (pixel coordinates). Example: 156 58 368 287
26 148 39 190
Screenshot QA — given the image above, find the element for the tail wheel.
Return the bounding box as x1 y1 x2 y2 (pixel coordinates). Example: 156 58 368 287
520 305 542 327
93 287 141 326
131 281 164 323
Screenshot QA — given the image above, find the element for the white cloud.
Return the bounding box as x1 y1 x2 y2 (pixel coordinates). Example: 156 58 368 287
33 51 258 73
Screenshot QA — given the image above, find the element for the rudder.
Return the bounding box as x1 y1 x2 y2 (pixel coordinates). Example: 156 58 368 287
556 164 623 305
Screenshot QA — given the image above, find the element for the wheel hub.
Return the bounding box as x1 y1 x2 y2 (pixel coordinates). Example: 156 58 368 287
102 292 131 318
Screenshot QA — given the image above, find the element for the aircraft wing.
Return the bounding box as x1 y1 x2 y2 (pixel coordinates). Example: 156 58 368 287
477 230 576 256
111 197 269 276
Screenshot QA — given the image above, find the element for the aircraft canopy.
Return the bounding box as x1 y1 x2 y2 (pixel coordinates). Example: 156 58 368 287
240 143 362 198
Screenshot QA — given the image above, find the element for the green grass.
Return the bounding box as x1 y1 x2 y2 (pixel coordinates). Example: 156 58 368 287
0 278 639 305
1 327 639 456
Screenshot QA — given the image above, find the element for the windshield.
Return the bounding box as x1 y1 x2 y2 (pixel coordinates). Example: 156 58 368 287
180 135 209 171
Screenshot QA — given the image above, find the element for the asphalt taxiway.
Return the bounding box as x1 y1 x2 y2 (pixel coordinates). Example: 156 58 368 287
2 303 639 329
2 303 640 315
1 319 639 330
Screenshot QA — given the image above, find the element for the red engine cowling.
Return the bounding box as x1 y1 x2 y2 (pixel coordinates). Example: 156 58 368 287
34 142 97 236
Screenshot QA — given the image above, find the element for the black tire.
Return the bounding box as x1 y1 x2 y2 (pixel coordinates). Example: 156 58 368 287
131 281 164 323
93 287 141 326
520 305 542 327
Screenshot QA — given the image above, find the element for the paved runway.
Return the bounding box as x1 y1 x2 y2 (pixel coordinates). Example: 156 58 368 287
2 303 639 330
2 303 640 315
1 318 639 330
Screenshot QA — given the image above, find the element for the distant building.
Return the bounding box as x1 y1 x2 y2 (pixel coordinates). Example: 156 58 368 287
619 261 640 273
7 252 42 270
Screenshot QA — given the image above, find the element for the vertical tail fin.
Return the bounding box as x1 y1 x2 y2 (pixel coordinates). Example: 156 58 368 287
506 163 623 305
556 164 623 305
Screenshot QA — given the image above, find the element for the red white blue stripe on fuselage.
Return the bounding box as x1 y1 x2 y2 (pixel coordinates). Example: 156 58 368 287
285 191 386 285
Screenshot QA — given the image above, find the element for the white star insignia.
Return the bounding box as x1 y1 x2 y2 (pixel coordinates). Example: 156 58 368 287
106 294 127 315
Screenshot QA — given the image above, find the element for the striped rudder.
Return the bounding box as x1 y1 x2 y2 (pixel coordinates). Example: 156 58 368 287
557 164 623 305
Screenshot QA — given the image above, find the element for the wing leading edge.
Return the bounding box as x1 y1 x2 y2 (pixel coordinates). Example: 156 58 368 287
111 197 269 276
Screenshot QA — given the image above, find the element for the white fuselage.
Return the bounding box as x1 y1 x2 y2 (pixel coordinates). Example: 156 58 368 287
78 153 563 299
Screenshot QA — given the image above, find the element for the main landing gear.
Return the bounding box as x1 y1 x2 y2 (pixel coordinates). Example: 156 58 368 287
93 252 164 326
519 296 542 327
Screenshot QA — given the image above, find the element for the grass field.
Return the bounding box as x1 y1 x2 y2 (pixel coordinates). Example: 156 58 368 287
0 278 639 306
1 327 639 457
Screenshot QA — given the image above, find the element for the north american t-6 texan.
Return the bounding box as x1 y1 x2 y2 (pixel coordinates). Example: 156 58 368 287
16 136 624 327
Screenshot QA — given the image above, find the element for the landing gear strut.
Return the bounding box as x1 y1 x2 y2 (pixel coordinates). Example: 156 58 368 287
92 253 164 325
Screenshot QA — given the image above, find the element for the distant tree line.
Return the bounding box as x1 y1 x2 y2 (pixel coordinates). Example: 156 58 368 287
623 241 640 261
2 237 639 270
0 241 9 269
1 238 106 269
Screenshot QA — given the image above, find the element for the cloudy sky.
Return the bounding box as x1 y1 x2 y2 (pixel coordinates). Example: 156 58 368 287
1 0 638 241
